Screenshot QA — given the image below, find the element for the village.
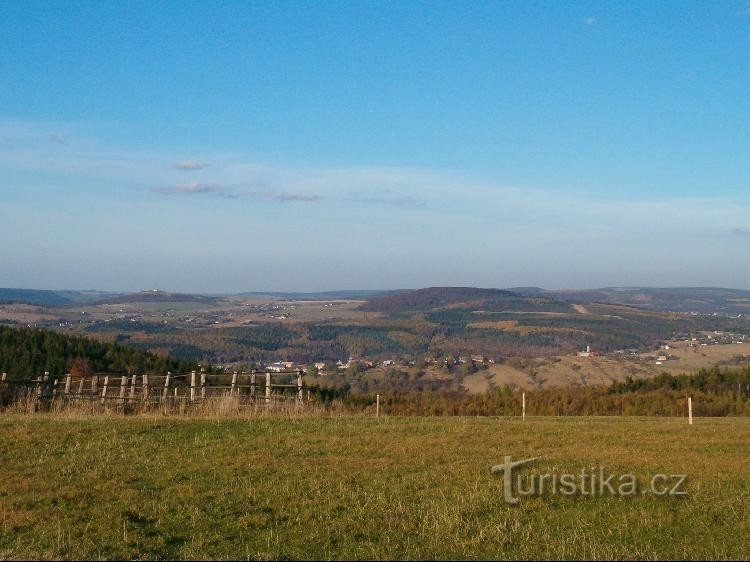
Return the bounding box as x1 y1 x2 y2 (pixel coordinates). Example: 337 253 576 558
236 330 749 379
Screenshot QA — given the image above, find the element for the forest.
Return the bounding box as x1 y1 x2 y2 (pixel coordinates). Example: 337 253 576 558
0 326 197 381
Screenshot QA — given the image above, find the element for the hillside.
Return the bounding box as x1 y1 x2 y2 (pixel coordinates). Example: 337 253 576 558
0 325 196 381
0 288 115 307
92 290 224 305
509 286 750 315
360 287 572 314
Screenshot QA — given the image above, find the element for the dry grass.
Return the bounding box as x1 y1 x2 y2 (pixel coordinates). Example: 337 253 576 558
467 320 588 337
0 415 748 560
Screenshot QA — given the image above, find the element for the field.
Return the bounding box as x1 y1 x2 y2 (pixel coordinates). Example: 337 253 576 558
1 415 748 560
462 341 750 392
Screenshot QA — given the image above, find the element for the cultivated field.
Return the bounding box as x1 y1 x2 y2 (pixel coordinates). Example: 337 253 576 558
1 415 748 560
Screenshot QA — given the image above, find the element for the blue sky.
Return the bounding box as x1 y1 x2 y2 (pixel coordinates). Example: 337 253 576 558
1 1 749 292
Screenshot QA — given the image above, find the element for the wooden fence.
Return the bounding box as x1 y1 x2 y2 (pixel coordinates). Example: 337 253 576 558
0 369 308 408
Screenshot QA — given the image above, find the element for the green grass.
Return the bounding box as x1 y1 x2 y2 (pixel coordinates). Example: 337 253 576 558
1 415 748 560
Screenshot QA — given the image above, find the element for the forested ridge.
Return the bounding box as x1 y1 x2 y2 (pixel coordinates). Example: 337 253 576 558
0 325 197 381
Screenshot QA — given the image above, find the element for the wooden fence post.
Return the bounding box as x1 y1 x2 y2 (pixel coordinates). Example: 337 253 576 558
265 372 271 403
92 375 98 397
77 376 85 399
190 371 196 402
51 377 58 400
129 374 137 403
101 376 109 404
230 371 238 396
376 394 380 418
119 375 128 405
64 373 72 398
1 373 5 383
143 374 149 401
297 370 303 402
200 372 206 401
251 370 256 399
162 372 171 402
688 396 693 425
522 392 526 421
35 373 44 400
40 372 51 402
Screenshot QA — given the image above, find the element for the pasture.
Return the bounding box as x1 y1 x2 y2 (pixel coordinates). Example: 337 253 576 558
0 415 748 560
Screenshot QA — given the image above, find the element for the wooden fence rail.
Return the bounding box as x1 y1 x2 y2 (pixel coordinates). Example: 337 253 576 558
0 370 308 409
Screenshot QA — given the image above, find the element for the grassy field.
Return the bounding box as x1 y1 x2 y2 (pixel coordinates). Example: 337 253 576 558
1 415 748 560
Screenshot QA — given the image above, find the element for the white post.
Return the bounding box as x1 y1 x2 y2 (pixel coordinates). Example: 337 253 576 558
688 396 693 425
231 371 238 396
190 371 196 402
162 372 171 402
522 392 526 421
120 375 128 404
64 373 72 396
265 372 271 403
101 375 109 404
376 394 380 418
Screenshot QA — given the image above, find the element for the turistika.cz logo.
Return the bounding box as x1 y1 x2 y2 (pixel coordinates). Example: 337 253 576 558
491 456 687 505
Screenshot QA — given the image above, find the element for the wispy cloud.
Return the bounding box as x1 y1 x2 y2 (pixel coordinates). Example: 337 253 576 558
153 181 320 202
259 191 320 202
584 16 597 25
153 181 236 198
351 191 425 207
174 160 208 171
47 133 70 145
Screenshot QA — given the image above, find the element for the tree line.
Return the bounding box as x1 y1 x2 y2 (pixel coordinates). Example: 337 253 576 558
0 325 198 381
329 366 750 417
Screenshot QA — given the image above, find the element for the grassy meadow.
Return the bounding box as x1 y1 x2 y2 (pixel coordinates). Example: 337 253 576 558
0 414 748 560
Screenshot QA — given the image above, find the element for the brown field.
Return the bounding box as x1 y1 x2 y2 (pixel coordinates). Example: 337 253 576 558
468 320 589 336
462 341 750 393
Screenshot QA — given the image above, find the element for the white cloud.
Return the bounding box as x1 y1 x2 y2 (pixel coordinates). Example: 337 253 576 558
584 16 597 25
153 181 234 197
174 160 208 171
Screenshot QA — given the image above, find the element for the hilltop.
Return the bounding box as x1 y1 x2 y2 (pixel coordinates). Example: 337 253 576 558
509 286 750 315
360 286 572 314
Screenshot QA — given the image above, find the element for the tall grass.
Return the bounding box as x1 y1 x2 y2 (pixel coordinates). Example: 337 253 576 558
0 392 362 420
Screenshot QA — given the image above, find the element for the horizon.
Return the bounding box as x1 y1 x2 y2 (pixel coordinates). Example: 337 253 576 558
3 283 750 295
3 1 750 292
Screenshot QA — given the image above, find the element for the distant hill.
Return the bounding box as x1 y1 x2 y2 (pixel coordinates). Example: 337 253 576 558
361 287 572 314
0 288 116 307
91 290 224 305
509 287 750 314
235 290 399 301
